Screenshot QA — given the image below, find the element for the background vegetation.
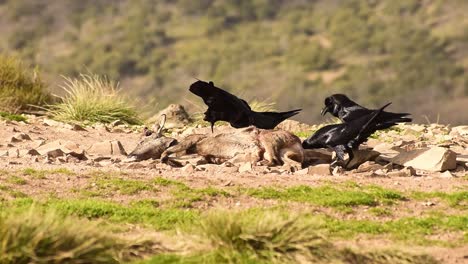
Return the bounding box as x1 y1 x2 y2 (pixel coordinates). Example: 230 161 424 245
0 0 466 124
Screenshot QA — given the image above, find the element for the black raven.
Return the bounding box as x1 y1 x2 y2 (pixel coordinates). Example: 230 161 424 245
321 94 411 123
189 80 301 131
304 102 396 168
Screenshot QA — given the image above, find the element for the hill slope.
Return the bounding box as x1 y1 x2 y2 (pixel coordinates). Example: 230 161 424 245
0 0 466 124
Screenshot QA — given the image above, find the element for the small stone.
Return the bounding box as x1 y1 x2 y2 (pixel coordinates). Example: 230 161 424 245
110 120 124 127
182 164 196 173
32 140 45 148
422 201 436 206
332 166 344 176
89 140 127 156
294 168 309 175
71 124 87 131
9 136 22 143
42 119 62 127
439 171 453 178
387 167 416 177
7 148 19 158
307 164 331 175
356 161 384 173
346 149 381 169
126 163 146 169
238 162 253 173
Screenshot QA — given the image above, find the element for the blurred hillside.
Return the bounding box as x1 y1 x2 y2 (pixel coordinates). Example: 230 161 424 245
0 0 467 124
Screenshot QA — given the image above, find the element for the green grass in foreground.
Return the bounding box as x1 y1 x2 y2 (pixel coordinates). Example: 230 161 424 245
246 184 405 207
411 191 468 208
22 167 75 179
138 211 438 264
0 208 123 264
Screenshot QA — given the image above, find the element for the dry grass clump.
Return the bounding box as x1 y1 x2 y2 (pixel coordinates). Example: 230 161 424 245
186 211 438 264
50 74 142 125
0 54 50 113
0 207 124 264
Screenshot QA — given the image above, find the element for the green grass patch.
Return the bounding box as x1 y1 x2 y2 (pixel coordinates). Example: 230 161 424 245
247 184 405 207
22 167 75 179
369 207 392 217
93 178 154 195
48 199 198 230
0 111 27 122
411 191 468 208
319 213 467 245
6 175 27 185
49 74 142 125
0 184 28 198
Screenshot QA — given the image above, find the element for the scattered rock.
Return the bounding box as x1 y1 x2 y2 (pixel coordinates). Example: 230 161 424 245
346 149 380 169
110 120 124 127
449 126 468 136
10 133 31 142
332 166 345 176
307 164 331 175
439 171 453 178
126 163 146 169
294 168 309 175
20 149 40 156
149 104 190 129
36 140 86 160
422 201 436 207
387 167 416 177
88 140 127 156
9 136 22 143
373 143 401 160
67 123 87 131
7 148 19 158
182 164 196 173
42 119 62 127
356 161 384 173
32 139 45 148
238 162 253 173
391 147 457 172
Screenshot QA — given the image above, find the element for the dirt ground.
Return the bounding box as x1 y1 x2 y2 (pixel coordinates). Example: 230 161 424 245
0 116 467 263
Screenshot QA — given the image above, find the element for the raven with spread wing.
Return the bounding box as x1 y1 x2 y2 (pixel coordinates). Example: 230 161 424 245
321 94 411 123
303 102 395 168
190 80 301 131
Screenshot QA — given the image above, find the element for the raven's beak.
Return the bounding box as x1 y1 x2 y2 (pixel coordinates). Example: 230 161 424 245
321 106 330 116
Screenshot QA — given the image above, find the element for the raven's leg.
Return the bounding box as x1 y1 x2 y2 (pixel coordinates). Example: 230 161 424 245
331 145 347 168
344 147 354 169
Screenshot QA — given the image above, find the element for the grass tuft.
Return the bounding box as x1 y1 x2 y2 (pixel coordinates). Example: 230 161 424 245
0 207 123 264
49 74 142 125
184 210 438 264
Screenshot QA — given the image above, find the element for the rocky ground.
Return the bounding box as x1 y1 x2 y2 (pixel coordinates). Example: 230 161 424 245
0 114 467 263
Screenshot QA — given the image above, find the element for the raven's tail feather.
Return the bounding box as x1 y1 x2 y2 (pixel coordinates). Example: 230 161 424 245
252 109 302 129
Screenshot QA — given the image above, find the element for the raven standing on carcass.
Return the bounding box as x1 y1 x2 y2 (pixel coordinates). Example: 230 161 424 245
189 80 301 131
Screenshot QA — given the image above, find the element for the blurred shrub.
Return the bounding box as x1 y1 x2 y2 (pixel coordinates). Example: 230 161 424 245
0 54 50 112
